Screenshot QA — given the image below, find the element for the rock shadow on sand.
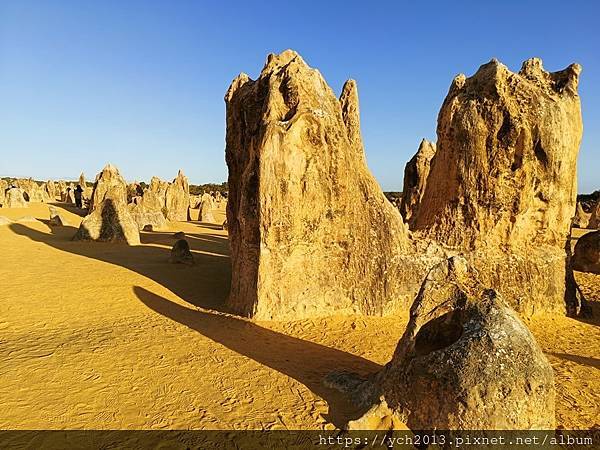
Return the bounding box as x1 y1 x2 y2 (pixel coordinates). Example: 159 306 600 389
134 286 380 427
9 222 231 312
550 352 600 370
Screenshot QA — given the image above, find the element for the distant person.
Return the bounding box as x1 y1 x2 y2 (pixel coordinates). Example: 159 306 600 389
74 184 84 208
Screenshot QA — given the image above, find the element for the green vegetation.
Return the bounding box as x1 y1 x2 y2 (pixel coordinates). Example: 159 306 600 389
190 182 228 196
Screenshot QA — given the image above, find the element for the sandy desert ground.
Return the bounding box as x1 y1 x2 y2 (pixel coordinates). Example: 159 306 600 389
0 203 598 430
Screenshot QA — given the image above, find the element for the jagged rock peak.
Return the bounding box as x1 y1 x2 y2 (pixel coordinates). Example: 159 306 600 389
339 79 363 154
450 57 581 98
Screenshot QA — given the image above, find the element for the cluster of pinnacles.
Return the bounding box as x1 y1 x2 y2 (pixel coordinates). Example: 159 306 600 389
223 50 587 429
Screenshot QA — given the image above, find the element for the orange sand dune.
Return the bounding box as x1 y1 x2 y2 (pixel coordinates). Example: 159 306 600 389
0 203 598 429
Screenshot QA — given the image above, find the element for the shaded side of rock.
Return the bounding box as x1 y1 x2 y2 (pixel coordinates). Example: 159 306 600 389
169 239 195 265
572 202 591 229
74 199 140 244
589 202 600 229
74 165 140 244
572 230 600 274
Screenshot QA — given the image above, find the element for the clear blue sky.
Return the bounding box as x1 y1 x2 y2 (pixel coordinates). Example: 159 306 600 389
1 0 598 192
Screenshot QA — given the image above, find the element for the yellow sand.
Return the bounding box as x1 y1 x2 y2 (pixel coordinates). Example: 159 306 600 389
0 203 598 430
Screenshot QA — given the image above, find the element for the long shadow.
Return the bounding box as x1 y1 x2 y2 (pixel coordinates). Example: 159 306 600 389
9 222 232 312
574 300 600 328
188 221 224 230
48 201 87 217
549 352 600 370
135 286 380 427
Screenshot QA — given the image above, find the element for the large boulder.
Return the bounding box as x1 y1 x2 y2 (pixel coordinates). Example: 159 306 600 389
224 50 430 319
164 170 191 221
169 239 195 265
3 188 28 208
412 58 584 316
399 139 436 224
344 258 555 430
572 231 600 274
73 164 140 244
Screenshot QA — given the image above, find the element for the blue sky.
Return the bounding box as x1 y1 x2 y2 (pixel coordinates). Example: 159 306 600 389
0 1 598 192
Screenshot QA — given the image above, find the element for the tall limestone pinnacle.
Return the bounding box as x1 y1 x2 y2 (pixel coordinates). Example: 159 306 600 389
413 57 584 315
165 169 191 222
400 138 436 224
224 49 428 320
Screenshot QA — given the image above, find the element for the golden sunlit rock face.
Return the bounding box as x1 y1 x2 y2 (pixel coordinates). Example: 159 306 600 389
224 50 432 320
165 170 191 222
412 58 584 316
0 47 598 437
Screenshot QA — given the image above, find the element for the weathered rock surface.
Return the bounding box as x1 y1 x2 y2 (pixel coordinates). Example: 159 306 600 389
169 239 195 265
0 180 7 206
14 179 49 203
164 170 191 222
87 165 128 212
189 194 201 209
127 182 144 203
343 258 555 430
62 184 75 204
45 180 58 200
4 188 28 208
129 206 168 231
572 231 600 274
412 58 584 316
57 181 67 201
572 202 591 228
224 50 429 319
144 177 169 213
48 205 69 227
198 195 215 223
73 165 140 244
399 139 436 224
